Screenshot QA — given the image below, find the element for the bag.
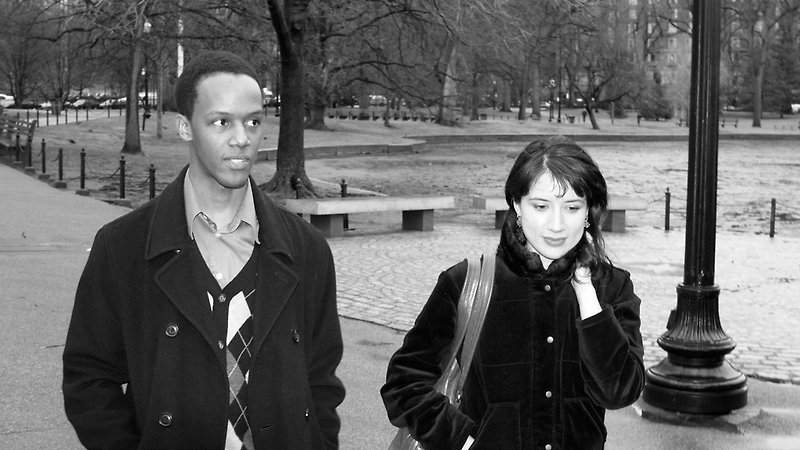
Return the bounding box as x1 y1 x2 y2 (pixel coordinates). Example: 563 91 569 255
389 254 496 450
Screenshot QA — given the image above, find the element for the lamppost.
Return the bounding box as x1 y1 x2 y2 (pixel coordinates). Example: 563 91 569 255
549 79 555 122
642 0 747 415
141 19 152 132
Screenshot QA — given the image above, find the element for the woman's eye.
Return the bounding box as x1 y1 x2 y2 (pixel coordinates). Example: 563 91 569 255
533 204 547 210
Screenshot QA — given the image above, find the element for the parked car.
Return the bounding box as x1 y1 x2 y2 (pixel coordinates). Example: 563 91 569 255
0 93 13 108
69 98 101 109
791 103 800 114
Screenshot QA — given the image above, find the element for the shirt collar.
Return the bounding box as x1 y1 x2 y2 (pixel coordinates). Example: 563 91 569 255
183 169 260 244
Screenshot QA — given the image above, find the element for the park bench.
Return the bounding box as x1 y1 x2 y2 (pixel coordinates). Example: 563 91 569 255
472 194 648 232
284 195 455 237
0 115 37 159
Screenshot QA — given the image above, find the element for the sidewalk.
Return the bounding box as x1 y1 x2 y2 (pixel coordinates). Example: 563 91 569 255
2 153 800 448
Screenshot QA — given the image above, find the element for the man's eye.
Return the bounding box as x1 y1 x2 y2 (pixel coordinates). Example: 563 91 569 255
212 119 229 126
246 118 261 127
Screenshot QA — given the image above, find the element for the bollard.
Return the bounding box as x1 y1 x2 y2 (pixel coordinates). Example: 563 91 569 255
15 133 20 162
26 110 30 121
26 135 33 168
119 156 126 199
340 179 349 230
769 198 776 238
46 109 49 126
36 109 40 123
149 164 156 199
58 148 64 181
80 149 86 189
664 188 671 231
75 108 78 123
41 139 46 173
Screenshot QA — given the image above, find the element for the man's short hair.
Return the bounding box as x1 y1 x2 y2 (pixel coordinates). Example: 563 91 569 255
174 50 262 119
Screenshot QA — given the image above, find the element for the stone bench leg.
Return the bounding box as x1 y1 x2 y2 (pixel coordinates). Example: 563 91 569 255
402 209 434 231
310 214 345 237
602 210 627 233
494 210 505 229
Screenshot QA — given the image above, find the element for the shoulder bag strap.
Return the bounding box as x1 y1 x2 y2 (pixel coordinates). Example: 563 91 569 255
454 253 496 404
435 257 480 399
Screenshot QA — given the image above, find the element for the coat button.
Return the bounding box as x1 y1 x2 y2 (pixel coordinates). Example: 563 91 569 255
545 445 552 450
218 340 225 350
544 284 551 292
292 329 301 343
158 412 173 427
545 390 553 398
165 323 179 337
218 293 227 303
546 336 554 344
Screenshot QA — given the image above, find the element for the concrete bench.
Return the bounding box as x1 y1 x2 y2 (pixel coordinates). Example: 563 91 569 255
472 194 647 232
284 195 455 237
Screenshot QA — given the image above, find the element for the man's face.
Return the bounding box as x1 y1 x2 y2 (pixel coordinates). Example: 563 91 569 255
177 72 265 193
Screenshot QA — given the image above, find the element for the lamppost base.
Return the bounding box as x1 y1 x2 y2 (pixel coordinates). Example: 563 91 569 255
643 358 747 414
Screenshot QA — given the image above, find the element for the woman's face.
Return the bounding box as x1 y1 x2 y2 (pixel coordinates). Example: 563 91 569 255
513 171 588 269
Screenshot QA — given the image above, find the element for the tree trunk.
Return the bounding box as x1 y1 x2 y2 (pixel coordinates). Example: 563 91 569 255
306 103 327 130
470 71 480 121
751 57 764 128
439 42 459 127
586 104 600 130
263 0 316 198
530 63 541 121
500 78 511 112
122 40 143 154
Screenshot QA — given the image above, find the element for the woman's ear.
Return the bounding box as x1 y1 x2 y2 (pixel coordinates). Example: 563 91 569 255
176 114 192 142
513 201 521 217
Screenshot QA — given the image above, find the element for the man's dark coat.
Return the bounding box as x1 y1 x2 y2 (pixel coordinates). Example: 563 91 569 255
63 168 345 449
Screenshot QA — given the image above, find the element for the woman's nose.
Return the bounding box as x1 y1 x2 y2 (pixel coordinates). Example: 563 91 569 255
548 211 565 231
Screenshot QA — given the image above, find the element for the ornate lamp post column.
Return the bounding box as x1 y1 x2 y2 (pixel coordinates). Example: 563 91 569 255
642 0 747 414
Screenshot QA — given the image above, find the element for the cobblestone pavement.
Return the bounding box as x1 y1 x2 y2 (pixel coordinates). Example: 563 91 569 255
327 217 800 385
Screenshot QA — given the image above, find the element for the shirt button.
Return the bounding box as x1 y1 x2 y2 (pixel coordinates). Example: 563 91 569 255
215 272 224 281
546 336 554 344
292 329 301 343
545 390 553 398
158 412 173 427
545 445 552 450
165 323 179 337
544 284 551 292
214 232 221 238
218 340 225 350
218 293 227 303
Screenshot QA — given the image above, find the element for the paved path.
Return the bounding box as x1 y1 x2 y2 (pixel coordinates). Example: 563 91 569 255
326 216 800 385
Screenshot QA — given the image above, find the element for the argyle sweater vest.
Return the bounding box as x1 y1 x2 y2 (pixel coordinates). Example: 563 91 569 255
189 242 259 450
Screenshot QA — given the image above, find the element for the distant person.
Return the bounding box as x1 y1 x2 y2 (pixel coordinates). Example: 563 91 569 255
382 137 645 449
63 50 345 449
582 109 587 122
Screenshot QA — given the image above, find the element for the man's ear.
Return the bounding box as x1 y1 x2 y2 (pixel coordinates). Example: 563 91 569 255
176 114 192 142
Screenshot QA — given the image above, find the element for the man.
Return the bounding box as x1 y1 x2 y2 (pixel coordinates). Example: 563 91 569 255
63 51 345 449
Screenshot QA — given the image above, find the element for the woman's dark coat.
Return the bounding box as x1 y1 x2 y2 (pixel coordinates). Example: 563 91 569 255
382 221 645 450
63 168 345 450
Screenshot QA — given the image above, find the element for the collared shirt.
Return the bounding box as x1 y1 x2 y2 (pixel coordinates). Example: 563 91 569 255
184 170 260 290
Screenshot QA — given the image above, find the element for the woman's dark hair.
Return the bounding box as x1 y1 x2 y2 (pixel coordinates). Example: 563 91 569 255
174 50 262 119
504 136 610 269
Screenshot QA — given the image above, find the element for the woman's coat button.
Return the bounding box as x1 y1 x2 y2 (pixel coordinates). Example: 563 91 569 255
165 323 179 337
158 412 173 427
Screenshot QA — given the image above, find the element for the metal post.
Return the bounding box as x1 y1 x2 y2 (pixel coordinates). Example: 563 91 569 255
119 156 126 199
75 108 78 123
340 179 349 230
15 133 20 162
41 139 46 173
769 198 776 238
664 188 671 231
643 0 747 415
80 149 86 189
58 148 64 181
85 108 89 121
46 109 49 126
149 164 156 199
26 135 32 168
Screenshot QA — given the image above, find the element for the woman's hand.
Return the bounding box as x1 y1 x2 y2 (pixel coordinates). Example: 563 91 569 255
572 266 602 319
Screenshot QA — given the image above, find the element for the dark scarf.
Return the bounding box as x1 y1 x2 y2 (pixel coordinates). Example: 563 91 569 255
496 210 579 284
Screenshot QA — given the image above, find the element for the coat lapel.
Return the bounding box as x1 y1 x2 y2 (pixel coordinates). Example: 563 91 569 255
250 180 300 358
145 166 222 359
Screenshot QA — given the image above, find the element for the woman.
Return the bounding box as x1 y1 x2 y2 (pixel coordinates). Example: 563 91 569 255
381 138 645 450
